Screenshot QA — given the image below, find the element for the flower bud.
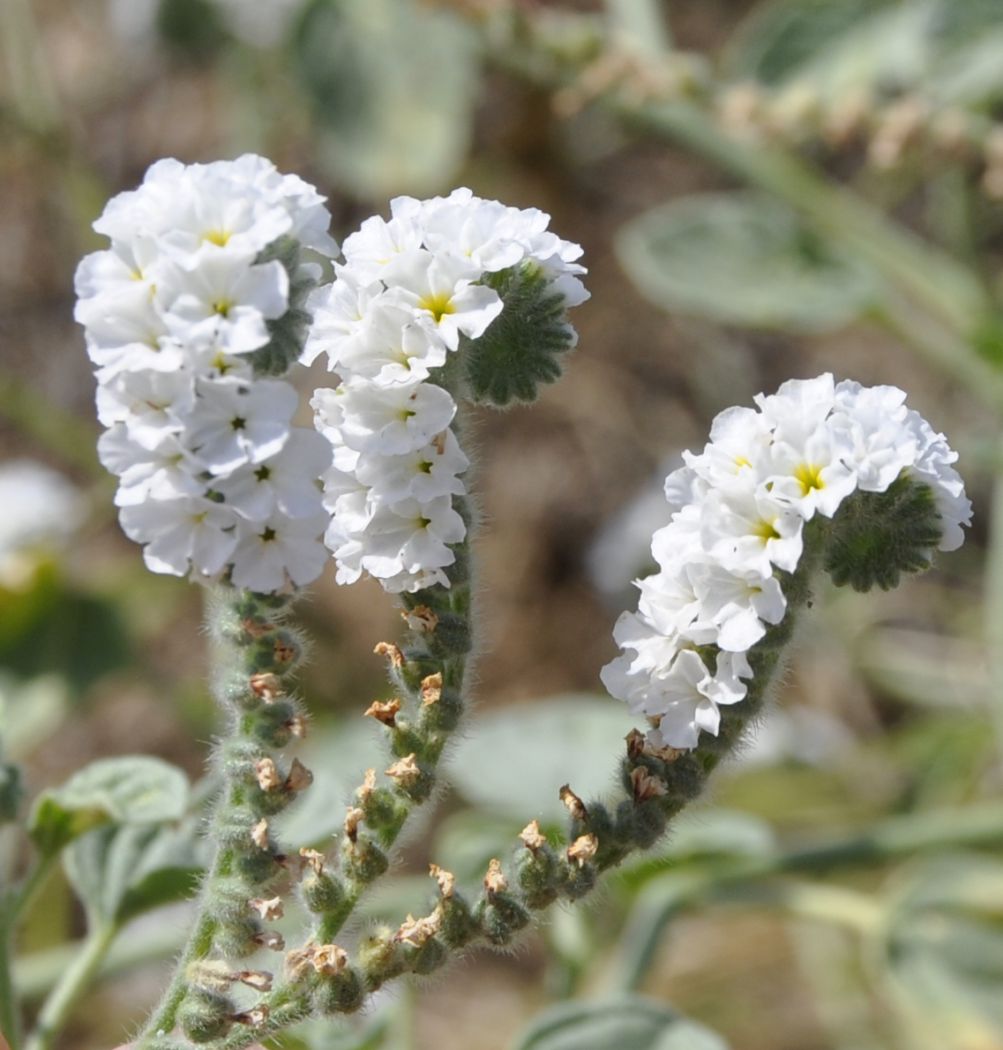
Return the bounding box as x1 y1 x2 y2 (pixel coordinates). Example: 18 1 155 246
178 989 234 1043
301 871 345 914
313 965 365 1015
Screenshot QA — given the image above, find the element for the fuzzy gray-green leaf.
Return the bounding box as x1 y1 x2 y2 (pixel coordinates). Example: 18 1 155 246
616 193 877 332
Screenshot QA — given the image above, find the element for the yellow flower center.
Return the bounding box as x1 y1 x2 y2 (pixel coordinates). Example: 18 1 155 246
203 229 231 247
752 518 781 543
794 462 825 495
418 291 456 323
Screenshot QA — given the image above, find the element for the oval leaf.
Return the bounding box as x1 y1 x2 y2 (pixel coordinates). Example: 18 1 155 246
294 0 478 197
616 193 877 332
513 996 730 1050
29 756 189 854
446 695 639 823
65 821 201 927
877 853 1003 1048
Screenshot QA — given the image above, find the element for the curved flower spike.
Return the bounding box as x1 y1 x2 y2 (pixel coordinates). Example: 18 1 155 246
603 373 971 750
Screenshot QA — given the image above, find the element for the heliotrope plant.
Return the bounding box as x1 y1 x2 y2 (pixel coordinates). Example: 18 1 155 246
0 154 972 1050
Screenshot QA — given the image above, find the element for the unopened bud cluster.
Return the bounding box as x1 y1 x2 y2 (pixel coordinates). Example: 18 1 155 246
74 155 336 593
603 374 971 750
305 188 588 593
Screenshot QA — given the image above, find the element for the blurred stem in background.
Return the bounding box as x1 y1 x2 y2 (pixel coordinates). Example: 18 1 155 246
607 798 1003 994
0 0 62 135
0 853 59 1049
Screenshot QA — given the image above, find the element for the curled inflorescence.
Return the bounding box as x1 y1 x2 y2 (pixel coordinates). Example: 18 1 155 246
602 374 972 750
305 188 589 593
74 155 337 593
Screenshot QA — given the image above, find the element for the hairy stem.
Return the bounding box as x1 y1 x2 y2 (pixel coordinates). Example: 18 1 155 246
138 588 310 1044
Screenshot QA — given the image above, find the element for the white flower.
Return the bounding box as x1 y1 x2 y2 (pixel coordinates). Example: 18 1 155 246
754 373 835 445
119 496 240 578
701 483 804 576
830 381 915 493
187 378 296 473
759 422 857 520
341 213 425 285
217 430 331 521
157 250 289 355
360 496 465 583
95 367 195 448
79 154 338 592
230 512 329 592
354 429 468 504
382 250 503 351
312 380 456 456
646 651 752 750
301 269 382 370
97 428 205 506
690 564 786 652
331 300 449 386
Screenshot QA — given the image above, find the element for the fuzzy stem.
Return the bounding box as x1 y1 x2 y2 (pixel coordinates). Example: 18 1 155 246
137 587 310 1045
22 921 119 1050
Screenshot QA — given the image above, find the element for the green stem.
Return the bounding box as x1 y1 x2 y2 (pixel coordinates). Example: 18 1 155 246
610 799 1003 992
14 920 185 1003
141 912 218 1040
0 852 60 1048
0 915 21 1050
138 588 309 1044
22 922 119 1050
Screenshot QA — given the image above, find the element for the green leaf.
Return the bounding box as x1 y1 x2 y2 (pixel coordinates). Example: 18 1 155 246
29 756 189 855
726 0 894 87
64 821 201 927
293 0 478 197
727 0 1003 107
513 996 730 1050
446 695 638 823
876 853 1003 1049
616 193 877 332
463 264 578 406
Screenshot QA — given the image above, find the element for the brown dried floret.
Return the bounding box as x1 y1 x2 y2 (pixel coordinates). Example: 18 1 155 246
364 698 401 727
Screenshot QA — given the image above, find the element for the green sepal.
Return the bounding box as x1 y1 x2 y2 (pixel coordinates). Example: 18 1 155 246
177 988 234 1043
313 965 365 1014
825 474 943 592
462 262 577 406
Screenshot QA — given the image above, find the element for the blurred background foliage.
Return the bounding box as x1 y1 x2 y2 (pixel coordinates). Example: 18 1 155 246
1 1 1002 1048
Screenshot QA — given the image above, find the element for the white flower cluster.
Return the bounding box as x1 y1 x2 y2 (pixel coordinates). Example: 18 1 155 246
602 374 971 751
307 188 588 593
75 155 338 593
